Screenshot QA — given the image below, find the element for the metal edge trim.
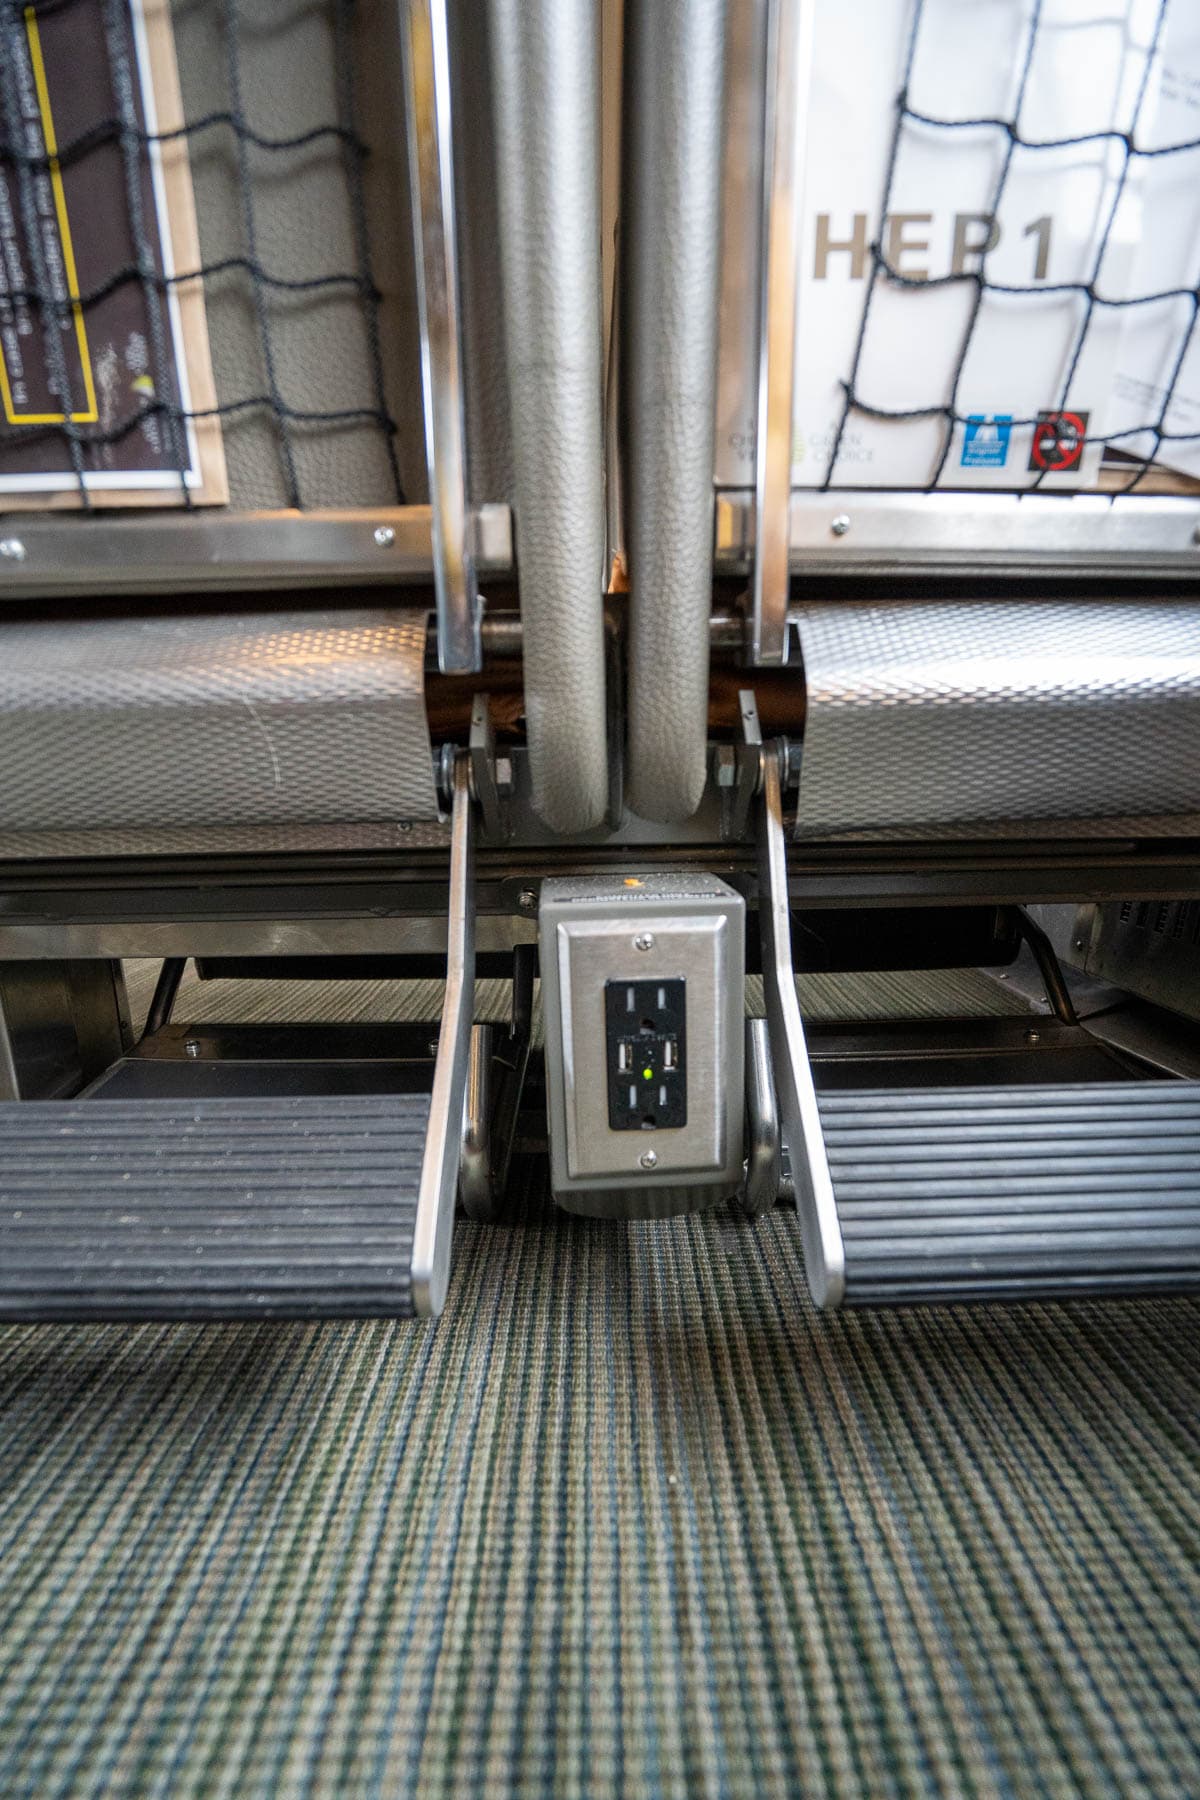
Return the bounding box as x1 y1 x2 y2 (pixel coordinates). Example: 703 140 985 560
716 489 1200 574
757 744 845 1307
0 505 512 595
410 750 475 1316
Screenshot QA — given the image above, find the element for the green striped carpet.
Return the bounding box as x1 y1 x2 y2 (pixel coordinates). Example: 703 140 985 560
0 971 1196 1797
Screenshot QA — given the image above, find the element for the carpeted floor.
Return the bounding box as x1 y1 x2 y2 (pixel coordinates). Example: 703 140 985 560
0 970 1196 1798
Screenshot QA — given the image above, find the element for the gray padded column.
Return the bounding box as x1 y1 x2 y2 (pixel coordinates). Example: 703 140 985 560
623 0 726 822
487 0 608 833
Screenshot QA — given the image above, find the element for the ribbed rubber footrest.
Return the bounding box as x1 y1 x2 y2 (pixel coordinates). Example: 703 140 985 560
0 1095 431 1321
820 1082 1200 1305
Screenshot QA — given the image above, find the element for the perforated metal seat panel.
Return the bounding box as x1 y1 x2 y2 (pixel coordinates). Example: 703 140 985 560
794 602 1200 840
0 607 437 840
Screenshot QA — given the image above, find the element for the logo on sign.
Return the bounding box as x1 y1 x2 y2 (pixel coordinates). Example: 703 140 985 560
1028 411 1089 473
961 415 1013 468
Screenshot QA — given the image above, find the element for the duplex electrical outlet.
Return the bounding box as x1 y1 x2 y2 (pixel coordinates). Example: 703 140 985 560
538 873 743 1215
605 978 687 1130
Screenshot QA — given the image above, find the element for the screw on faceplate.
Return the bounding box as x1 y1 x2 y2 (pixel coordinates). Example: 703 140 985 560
830 514 851 537
518 888 537 911
373 525 396 548
1073 937 1085 951
1025 1029 1041 1045
184 1039 201 1058
634 933 655 952
639 1149 658 1170
0 538 26 562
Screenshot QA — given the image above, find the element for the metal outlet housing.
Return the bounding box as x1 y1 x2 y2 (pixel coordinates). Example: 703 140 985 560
539 874 745 1218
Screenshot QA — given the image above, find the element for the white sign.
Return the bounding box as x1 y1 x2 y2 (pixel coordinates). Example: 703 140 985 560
788 0 1157 490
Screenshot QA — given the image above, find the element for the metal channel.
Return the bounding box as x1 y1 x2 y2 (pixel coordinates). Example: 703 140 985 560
401 0 482 673
717 490 1200 577
747 0 808 667
739 1015 781 1215
0 507 511 598
756 743 845 1306
411 751 475 1316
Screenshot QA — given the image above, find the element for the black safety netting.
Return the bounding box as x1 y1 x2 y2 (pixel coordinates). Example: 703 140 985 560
823 0 1200 494
0 0 403 508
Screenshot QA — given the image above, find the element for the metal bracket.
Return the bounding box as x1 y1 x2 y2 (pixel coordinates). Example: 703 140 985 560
469 693 511 842
411 749 476 1316
717 688 765 841
755 740 845 1307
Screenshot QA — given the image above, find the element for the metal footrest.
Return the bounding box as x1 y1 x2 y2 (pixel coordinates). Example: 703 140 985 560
751 723 1200 1312
0 749 477 1324
821 1083 1200 1306
0 1095 431 1321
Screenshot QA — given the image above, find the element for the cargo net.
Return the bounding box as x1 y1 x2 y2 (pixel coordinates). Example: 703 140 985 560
0 0 404 508
823 0 1200 494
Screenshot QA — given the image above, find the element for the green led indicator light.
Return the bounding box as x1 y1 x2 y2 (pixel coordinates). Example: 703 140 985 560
643 1067 653 1081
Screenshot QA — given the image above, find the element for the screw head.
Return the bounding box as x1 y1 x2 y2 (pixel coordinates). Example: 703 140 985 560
0 538 26 562
184 1039 201 1058
1025 1029 1041 1045
634 932 655 952
373 525 396 549
639 1149 658 1170
1073 937 1085 951
830 514 851 537
517 887 537 911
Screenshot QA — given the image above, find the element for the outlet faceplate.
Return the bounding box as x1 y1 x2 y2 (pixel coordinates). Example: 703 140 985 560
605 978 687 1129
538 874 745 1214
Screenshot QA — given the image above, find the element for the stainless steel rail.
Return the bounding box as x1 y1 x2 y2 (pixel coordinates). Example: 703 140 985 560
400 0 482 673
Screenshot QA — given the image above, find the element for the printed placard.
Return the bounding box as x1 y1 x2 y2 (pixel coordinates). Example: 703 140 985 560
0 0 225 505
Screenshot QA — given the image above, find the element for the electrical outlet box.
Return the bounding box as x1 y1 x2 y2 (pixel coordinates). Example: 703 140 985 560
539 874 745 1218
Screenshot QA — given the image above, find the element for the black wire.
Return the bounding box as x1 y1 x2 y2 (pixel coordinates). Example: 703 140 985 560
0 110 366 175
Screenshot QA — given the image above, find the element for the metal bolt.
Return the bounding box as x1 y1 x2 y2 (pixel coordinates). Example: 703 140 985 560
830 514 851 537
1025 1029 1041 1045
517 887 537 911
634 932 655 952
639 1149 658 1170
0 538 26 562
184 1039 201 1058
373 525 396 549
